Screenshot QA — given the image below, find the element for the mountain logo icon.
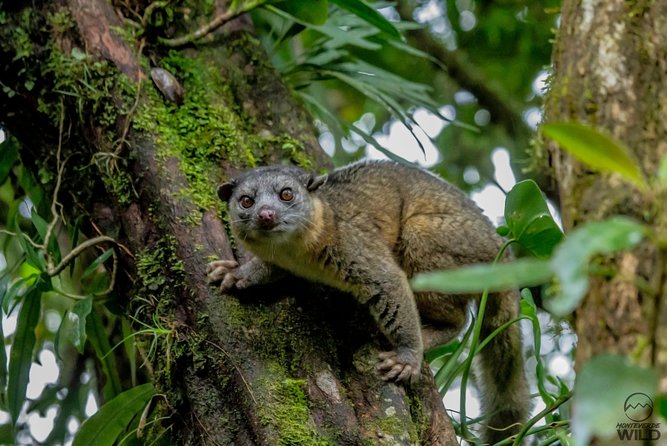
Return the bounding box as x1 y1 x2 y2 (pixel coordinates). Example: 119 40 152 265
624 393 653 422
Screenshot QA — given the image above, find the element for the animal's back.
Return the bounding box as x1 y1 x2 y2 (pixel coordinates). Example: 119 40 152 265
317 160 503 276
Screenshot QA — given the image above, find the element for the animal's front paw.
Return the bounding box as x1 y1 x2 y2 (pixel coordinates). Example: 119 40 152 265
377 348 421 384
206 259 251 291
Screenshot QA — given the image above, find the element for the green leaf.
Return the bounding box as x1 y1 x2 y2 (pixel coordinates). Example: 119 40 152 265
0 280 8 398
15 224 46 271
275 0 328 25
496 225 510 237
30 209 61 263
542 122 648 190
0 423 13 444
3 276 33 315
349 124 413 165
546 217 647 316
425 339 460 363
329 0 402 39
66 296 93 353
504 180 563 258
8 283 42 422
573 355 657 446
520 288 558 404
16 165 43 213
72 383 154 446
87 310 122 399
656 394 667 420
411 258 553 294
69 216 82 276
266 5 382 50
81 248 113 280
121 318 137 386
0 136 19 185
30 208 49 241
433 321 473 393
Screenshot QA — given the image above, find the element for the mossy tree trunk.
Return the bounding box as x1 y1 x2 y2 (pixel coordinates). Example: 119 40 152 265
545 0 667 412
0 0 455 444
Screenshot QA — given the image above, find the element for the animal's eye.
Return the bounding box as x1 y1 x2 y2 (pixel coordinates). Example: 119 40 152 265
279 188 294 202
239 196 254 208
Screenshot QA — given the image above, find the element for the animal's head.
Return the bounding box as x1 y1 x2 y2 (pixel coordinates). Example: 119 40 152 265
218 165 327 243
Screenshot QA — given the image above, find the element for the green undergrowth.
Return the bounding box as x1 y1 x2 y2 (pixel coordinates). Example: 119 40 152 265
132 235 185 377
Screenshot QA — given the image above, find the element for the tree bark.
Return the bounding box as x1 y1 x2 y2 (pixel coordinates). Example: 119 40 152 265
545 0 667 388
0 1 455 444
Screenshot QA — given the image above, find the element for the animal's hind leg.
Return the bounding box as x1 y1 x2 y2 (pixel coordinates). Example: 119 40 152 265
415 291 469 350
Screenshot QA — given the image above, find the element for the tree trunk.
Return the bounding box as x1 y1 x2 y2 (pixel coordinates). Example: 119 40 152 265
545 0 667 393
0 1 455 444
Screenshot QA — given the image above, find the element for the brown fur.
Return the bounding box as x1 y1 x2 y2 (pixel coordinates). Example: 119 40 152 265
208 160 530 443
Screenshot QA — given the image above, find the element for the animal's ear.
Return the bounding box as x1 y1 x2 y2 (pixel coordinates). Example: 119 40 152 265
217 181 236 202
306 174 328 191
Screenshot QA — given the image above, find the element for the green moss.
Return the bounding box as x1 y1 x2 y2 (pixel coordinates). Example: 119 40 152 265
132 50 262 213
0 8 37 97
258 369 333 446
47 9 75 34
366 412 417 444
132 234 184 369
273 135 314 169
407 393 428 442
102 164 135 206
134 234 185 302
43 46 123 126
219 297 335 374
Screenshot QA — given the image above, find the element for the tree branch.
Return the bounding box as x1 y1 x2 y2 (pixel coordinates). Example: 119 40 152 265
158 0 268 48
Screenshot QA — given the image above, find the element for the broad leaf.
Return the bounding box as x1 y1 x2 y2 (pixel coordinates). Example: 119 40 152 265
15 223 46 271
30 209 60 262
87 310 122 399
0 278 8 397
8 284 42 422
65 296 93 353
546 217 647 316
267 6 382 50
657 395 667 420
329 0 402 39
573 355 657 446
425 339 460 363
72 383 154 446
275 0 328 25
29 208 48 241
3 276 37 315
0 136 18 185
542 122 648 189
81 248 113 280
411 258 553 294
505 180 563 258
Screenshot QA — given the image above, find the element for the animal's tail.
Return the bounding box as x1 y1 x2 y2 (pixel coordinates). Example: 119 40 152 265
476 289 530 444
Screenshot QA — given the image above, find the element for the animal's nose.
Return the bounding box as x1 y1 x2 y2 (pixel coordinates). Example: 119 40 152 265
256 207 278 228
258 208 275 222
